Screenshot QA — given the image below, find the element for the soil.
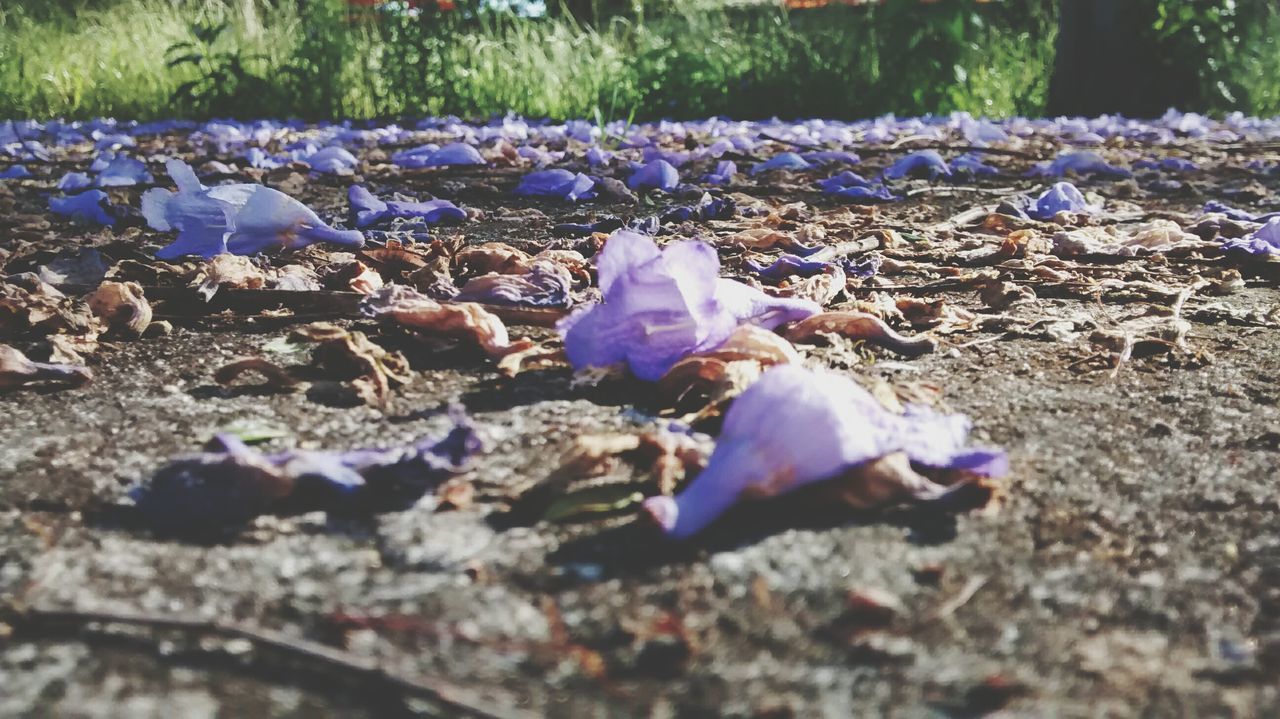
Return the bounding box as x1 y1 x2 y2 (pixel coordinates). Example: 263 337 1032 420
2 133 1280 718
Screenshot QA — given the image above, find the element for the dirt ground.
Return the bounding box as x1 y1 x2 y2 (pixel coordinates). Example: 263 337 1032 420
2 134 1280 718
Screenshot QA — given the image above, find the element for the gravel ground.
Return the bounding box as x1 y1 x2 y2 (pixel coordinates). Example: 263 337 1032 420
3 132 1280 717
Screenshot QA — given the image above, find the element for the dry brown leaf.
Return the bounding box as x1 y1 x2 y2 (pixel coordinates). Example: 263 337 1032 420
193 255 266 301
786 311 938 356
362 285 534 361
213 357 301 390
85 281 152 337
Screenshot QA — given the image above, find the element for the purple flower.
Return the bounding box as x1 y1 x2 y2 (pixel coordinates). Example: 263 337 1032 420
818 170 872 193
1028 181 1094 220
514 169 597 202
0 164 30 180
245 147 287 169
1222 217 1280 256
950 152 999 177
704 160 737 185
751 152 812 175
627 159 680 192
557 231 819 381
143 160 362 259
96 155 153 187
54 168 90 189
586 147 613 167
1030 151 1131 179
1202 201 1280 223
348 185 466 228
747 254 830 280
307 146 360 174
50 190 115 226
821 172 900 203
884 150 951 181
393 142 485 168
130 412 481 535
801 150 861 166
643 365 1008 539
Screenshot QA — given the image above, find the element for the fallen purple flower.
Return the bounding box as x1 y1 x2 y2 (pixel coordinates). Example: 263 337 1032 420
883 150 951 181
558 230 819 380
130 411 481 535
628 159 680 192
660 194 736 224
950 152 999 177
1221 217 1280 256
801 150 861 166
50 190 115 226
704 160 737 185
393 142 485 168
818 170 873 193
0 164 30 180
751 152 812 175
514 169 596 202
1028 181 1095 220
1030 151 1131 179
348 185 466 228
1202 200 1280 223
307 146 360 174
747 254 830 280
143 159 362 259
643 365 1008 539
96 155 153 187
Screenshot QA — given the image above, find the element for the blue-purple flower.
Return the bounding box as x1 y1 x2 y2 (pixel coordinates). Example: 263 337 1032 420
820 171 900 203
884 150 951 181
1030 151 1131 179
1221 217 1280 256
348 185 466 228
307 146 360 174
751 152 812 175
557 231 819 381
50 190 115 226
514 169 597 202
950 152 999 177
57 171 93 191
704 160 737 185
627 159 680 192
130 412 481 535
1028 181 1095 220
95 154 153 187
0 164 30 180
643 365 1008 539
142 159 362 259
392 142 485 168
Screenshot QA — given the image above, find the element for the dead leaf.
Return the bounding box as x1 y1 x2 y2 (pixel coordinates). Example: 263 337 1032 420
362 285 534 361
85 281 152 337
214 357 301 390
0 344 92 391
786 311 938 356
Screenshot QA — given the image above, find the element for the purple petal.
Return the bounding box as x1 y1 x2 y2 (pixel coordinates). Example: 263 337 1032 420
50 190 115 226
627 159 680 191
884 150 951 181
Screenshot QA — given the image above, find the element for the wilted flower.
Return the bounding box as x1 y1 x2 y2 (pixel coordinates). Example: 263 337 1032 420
50 190 115 226
307 146 360 174
801 150 861 166
628 159 680 192
57 171 93 191
0 164 30 180
660 194 736 224
96 154 153 186
704 160 737 185
751 152 812 175
746 253 830 280
348 185 466 228
1028 181 1095 220
514 169 597 201
1221 217 1280 256
950 152 999 177
392 142 485 168
142 159 362 259
643 365 1008 539
820 171 900 203
557 230 819 381
1201 201 1280 223
884 150 951 180
1029 151 1131 179
130 412 481 535
1134 157 1198 173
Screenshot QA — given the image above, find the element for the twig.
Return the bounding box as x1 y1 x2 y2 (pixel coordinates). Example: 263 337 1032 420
928 575 989 620
4 606 533 719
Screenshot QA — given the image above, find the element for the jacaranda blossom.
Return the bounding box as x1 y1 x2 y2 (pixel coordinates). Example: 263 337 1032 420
884 150 951 181
514 169 597 202
643 365 1009 539
392 142 485 168
0 164 30 180
704 160 737 185
57 171 93 191
1030 151 1131 179
131 412 481 535
50 190 115 226
1028 181 1095 220
627 159 680 192
557 230 819 381
348 185 466 228
95 154 153 187
142 159 363 259
307 146 360 174
1202 201 1280 223
950 152 999 177
751 152 812 175
1221 217 1280 256
747 254 830 280
821 171 900 203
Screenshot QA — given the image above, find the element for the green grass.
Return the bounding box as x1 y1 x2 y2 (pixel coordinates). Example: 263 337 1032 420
0 0 1060 122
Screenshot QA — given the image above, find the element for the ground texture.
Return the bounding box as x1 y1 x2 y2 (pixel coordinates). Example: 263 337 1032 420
2 122 1280 717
